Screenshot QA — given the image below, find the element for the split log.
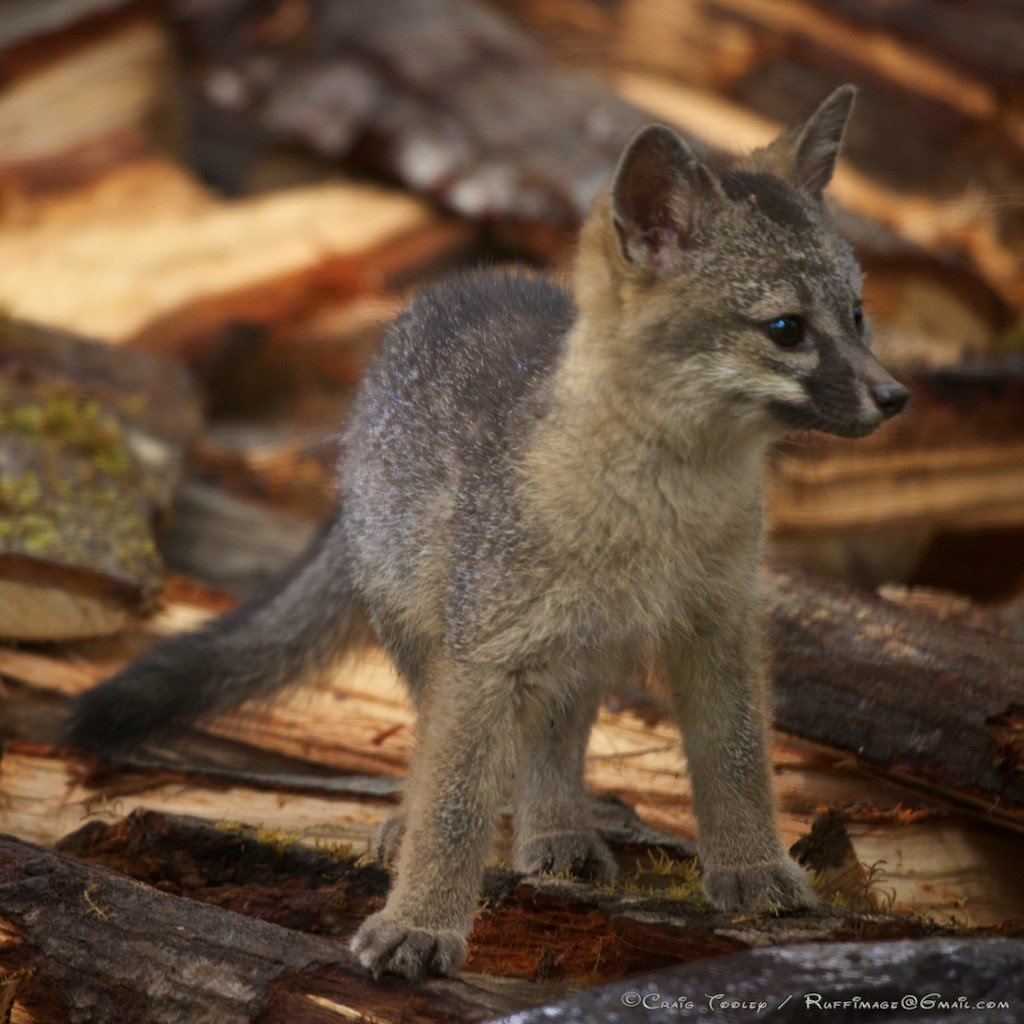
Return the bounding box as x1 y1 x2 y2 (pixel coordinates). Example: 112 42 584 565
0 159 476 367
5 808 1010 1023
0 318 201 640
771 359 1024 531
3 606 1024 925
0 828 553 1024
0 3 172 192
498 936 1024 1024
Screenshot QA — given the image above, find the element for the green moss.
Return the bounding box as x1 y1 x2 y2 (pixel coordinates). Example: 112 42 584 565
0 391 133 479
0 452 161 593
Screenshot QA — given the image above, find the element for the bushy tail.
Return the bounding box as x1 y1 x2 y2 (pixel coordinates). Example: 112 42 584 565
63 513 361 754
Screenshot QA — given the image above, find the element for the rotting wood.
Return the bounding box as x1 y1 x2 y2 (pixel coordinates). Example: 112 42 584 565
0 318 202 640
39 811 1024 997
0 829 549 1024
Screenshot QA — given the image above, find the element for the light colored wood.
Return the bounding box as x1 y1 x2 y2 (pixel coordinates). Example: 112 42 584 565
0 745 387 851
0 160 454 347
767 441 1024 535
0 20 169 170
0 579 130 641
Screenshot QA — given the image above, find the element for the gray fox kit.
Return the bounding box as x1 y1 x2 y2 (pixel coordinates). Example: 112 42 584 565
66 84 907 979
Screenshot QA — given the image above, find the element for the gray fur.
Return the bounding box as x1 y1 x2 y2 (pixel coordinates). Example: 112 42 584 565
65 87 905 980
63 514 360 752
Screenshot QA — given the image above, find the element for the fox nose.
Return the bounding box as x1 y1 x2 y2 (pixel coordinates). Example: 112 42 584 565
871 381 909 418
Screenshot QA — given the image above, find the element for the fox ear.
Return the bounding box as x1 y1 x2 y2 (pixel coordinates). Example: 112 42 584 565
611 124 721 271
763 85 856 197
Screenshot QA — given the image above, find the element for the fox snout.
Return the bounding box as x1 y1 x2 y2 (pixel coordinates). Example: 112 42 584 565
824 351 909 438
870 380 909 419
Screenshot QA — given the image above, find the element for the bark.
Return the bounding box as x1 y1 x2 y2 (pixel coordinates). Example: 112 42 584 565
0 318 201 640
0 827 539 1024
173 0 649 231
767 566 1024 812
496 936 1024 1024
0 0 143 48
3 809 1006 1024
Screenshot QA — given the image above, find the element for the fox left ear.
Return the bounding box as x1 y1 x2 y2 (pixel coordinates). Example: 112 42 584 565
761 85 856 197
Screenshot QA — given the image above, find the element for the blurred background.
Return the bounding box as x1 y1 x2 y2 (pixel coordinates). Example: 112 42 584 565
3 0 1024 602
2 0 1024 944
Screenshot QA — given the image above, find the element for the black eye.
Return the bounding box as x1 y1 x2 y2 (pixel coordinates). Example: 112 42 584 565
853 303 864 331
764 316 805 348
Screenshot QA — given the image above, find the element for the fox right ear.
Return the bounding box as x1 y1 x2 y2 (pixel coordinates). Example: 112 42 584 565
611 124 721 272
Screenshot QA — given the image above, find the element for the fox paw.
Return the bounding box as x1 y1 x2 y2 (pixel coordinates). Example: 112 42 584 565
514 830 618 884
350 912 466 979
703 856 817 913
370 813 406 866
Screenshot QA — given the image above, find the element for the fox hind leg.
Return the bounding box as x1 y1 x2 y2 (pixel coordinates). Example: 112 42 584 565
512 688 616 884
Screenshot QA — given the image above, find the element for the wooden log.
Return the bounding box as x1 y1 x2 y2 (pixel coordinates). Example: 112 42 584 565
767 358 1024 537
497 936 1024 1024
767 566 1024 812
0 318 202 640
158 479 320 595
4 569 1024 926
6 806 1007 1024
174 0 648 229
0 4 172 192
0 159 476 364
0 827 552 1024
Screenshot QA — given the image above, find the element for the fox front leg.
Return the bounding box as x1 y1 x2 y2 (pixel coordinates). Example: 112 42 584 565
664 600 817 913
350 659 522 979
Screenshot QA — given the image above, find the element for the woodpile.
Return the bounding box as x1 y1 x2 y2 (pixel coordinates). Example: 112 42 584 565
1 0 1023 1020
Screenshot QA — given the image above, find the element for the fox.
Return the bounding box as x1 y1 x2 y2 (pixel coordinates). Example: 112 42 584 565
65 84 908 979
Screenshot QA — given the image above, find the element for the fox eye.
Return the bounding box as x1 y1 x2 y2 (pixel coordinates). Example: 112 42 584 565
764 316 805 348
853 303 864 331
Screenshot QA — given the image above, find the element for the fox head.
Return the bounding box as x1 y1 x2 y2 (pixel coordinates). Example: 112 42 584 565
575 85 907 441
